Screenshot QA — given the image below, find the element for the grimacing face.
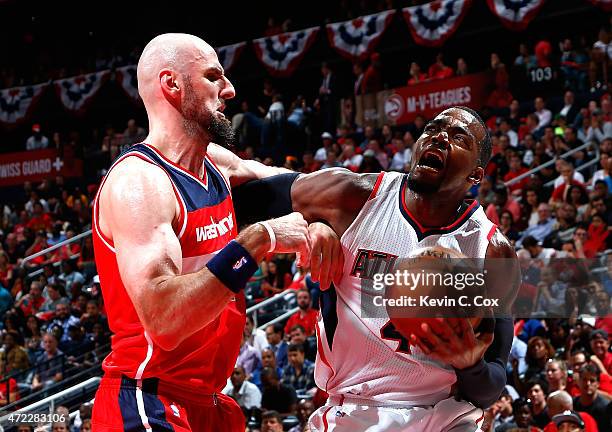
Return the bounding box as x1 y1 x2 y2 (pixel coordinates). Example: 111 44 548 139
407 108 485 195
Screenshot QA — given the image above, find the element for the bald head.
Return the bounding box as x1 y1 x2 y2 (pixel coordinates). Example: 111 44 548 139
547 390 573 417
137 33 216 103
136 33 235 145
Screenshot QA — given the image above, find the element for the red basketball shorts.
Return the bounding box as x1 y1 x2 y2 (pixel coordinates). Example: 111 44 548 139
91 375 245 431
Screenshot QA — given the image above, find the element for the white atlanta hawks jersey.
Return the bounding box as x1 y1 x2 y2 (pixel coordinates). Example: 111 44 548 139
314 171 496 406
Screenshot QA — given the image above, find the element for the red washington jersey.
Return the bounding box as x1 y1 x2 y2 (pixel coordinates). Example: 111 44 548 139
92 143 245 393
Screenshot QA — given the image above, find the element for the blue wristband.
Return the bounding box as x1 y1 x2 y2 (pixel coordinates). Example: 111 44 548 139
206 240 259 293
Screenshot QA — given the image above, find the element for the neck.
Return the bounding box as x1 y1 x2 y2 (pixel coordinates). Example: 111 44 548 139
146 111 209 178
404 185 468 227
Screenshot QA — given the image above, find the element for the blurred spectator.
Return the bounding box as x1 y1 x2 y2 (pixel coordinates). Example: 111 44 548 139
515 43 537 69
261 367 297 415
281 343 315 392
1 330 30 374
558 91 580 126
428 53 453 80
407 62 428 85
25 124 49 151
245 314 269 353
314 132 334 163
534 97 553 131
237 333 261 377
266 323 288 370
250 348 283 391
526 378 551 428
58 260 85 297
289 399 315 432
456 57 468 76
51 302 81 344
284 289 318 336
362 53 383 94
516 203 557 246
31 333 63 391
588 329 611 375
546 360 569 394
122 119 146 147
589 28 611 92
318 62 337 134
340 140 363 172
261 410 284 432
573 364 610 431
487 184 521 226
367 139 389 170
222 366 262 410
499 118 519 148
0 357 19 406
40 283 69 313
585 109 612 145
15 281 45 316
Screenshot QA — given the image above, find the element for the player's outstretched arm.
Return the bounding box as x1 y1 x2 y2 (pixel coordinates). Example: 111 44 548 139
99 158 311 351
208 143 292 187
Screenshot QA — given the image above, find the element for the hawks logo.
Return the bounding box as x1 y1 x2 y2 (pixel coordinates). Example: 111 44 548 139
350 249 398 280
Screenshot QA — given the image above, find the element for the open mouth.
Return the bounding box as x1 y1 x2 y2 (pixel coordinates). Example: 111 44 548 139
417 150 445 171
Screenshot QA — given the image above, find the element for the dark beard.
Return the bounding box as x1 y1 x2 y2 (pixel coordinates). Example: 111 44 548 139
182 76 235 147
208 114 235 148
406 171 441 194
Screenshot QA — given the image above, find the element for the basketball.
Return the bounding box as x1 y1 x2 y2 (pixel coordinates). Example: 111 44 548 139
384 246 484 340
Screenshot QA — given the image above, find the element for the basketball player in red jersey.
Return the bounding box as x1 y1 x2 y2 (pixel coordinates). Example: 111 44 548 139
91 34 342 432
231 107 522 430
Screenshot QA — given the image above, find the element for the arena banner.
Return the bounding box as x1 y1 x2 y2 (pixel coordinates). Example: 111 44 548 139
587 0 612 12
253 27 319 77
54 70 110 114
216 41 246 73
0 83 48 127
115 66 140 103
326 10 395 61
0 149 83 187
486 0 547 31
354 71 494 128
402 0 472 47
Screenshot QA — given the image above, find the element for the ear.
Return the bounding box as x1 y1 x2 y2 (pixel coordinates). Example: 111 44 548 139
468 166 484 185
159 69 181 103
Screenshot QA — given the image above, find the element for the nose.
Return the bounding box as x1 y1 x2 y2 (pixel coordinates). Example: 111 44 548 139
431 130 449 149
220 75 235 101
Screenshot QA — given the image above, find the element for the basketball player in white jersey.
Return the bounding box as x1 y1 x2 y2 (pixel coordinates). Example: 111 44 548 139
230 106 520 431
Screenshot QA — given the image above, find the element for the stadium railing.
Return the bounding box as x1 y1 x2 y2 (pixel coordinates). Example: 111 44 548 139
20 230 92 269
504 140 599 189
246 289 298 329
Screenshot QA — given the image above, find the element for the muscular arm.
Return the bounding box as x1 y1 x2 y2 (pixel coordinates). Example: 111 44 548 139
207 143 291 187
99 158 271 351
454 230 520 408
233 168 375 236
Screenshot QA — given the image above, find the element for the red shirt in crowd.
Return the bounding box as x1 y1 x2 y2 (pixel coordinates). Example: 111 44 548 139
428 64 454 80
19 295 45 317
27 213 53 231
284 308 319 336
504 168 531 193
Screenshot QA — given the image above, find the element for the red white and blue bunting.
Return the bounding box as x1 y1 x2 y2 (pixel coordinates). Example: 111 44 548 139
216 41 246 73
253 27 319 77
54 71 110 114
486 0 547 31
0 83 47 126
402 0 472 47
326 10 395 61
115 65 140 103
586 0 612 12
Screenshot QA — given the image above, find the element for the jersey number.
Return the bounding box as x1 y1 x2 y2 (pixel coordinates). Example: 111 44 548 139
380 321 411 354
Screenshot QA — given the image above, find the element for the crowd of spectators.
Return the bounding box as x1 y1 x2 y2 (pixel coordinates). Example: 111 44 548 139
0 16 611 432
